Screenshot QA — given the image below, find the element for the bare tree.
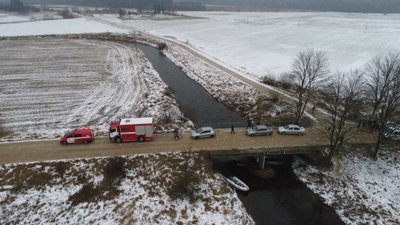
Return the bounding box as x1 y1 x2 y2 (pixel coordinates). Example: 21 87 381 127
321 71 364 163
365 53 399 121
367 53 400 159
290 49 329 124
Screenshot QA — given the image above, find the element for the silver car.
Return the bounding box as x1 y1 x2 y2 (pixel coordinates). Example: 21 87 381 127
246 125 273 136
278 124 305 135
191 127 215 139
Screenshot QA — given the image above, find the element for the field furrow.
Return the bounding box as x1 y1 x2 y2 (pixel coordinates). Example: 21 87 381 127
0 38 184 141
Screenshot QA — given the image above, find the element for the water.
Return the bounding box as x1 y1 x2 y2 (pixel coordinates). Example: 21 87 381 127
135 43 343 225
135 43 244 128
213 157 345 225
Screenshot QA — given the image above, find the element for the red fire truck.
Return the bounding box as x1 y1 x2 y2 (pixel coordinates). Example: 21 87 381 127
108 117 154 143
60 128 94 145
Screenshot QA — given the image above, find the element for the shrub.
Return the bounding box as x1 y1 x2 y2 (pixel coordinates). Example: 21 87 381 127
59 9 74 19
118 8 126 17
168 151 201 200
103 157 126 186
157 42 167 50
261 75 293 91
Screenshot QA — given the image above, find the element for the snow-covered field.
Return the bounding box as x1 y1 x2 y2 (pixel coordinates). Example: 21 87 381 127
0 153 254 224
0 38 187 141
0 17 127 36
0 13 31 23
101 11 400 79
293 148 400 225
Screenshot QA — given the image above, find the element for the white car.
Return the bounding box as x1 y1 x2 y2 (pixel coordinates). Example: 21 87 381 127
278 124 305 135
191 127 215 139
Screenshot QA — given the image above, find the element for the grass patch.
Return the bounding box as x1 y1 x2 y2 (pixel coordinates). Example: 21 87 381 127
68 182 100 206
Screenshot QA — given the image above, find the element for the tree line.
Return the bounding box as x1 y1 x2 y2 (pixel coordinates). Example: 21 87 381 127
23 0 173 11
177 0 400 13
287 49 400 162
11 0 400 13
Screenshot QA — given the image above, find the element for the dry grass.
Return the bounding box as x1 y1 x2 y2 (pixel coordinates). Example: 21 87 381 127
0 152 240 224
0 164 54 192
0 119 12 138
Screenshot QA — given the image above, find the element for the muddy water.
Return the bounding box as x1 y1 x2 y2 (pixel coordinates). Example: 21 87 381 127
135 43 244 128
213 157 345 225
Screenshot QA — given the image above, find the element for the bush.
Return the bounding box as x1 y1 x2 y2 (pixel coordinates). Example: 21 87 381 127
59 9 74 19
261 75 293 91
118 8 126 17
168 152 200 200
103 157 126 186
157 42 167 50
164 87 174 98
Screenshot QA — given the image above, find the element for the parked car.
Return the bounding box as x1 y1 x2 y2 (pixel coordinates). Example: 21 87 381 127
60 128 94 144
191 127 215 139
384 130 400 141
246 125 273 136
278 124 305 135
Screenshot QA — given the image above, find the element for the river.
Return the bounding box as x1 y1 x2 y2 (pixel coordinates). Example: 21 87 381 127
136 43 344 225
135 43 244 128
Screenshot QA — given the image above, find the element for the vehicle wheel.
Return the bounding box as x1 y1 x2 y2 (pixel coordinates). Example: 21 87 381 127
138 136 144 142
298 132 302 136
210 135 215 138
61 141 67 145
281 132 286 135
114 137 122 143
250 134 254 137
195 136 199 139
83 140 89 144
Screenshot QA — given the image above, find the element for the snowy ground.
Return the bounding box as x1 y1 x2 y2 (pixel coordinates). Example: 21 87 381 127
0 13 31 23
293 147 400 225
163 43 294 121
0 17 127 36
0 38 188 141
0 153 254 225
99 11 400 79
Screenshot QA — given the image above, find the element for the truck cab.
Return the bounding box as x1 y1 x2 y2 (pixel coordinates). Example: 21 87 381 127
60 128 94 144
108 120 120 141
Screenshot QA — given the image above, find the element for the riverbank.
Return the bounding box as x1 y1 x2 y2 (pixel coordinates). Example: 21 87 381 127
213 157 345 225
0 152 254 224
293 146 400 225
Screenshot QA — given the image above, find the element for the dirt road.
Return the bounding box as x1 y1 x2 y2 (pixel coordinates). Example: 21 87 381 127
0 128 375 164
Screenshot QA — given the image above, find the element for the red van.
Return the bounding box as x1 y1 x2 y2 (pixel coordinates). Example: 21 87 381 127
60 128 94 144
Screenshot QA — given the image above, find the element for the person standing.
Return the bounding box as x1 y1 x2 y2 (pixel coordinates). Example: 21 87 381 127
231 125 235 134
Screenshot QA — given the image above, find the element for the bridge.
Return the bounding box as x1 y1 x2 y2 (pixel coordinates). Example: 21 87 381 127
0 127 376 164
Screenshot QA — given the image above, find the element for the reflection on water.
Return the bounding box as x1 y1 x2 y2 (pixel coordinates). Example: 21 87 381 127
213 157 344 225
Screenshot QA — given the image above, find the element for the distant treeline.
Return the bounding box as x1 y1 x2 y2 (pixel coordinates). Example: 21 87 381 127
175 0 400 13
19 0 400 13
24 0 173 11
